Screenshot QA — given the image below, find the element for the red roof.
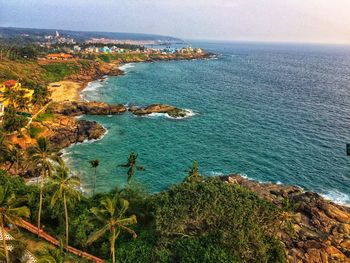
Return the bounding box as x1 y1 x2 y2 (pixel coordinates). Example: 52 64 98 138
4 80 17 88
47 53 73 58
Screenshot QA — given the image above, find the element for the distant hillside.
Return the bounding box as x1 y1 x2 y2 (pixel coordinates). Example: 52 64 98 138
0 27 184 44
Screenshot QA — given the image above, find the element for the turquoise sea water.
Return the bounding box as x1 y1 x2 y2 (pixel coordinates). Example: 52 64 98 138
64 42 350 205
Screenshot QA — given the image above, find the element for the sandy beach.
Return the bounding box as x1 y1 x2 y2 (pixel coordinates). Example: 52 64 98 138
48 80 83 102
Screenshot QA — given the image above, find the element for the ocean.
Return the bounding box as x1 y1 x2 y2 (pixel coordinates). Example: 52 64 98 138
64 41 350 205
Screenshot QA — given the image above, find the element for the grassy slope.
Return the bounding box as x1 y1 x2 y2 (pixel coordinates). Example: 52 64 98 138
0 59 91 86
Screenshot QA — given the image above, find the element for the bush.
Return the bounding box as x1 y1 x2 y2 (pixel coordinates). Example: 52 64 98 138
28 125 43 138
77 60 93 70
34 111 54 122
149 178 286 262
97 54 111 63
2 107 29 133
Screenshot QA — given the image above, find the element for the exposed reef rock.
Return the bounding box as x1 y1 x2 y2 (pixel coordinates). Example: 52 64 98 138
41 115 106 149
223 175 350 263
50 101 127 116
130 104 189 118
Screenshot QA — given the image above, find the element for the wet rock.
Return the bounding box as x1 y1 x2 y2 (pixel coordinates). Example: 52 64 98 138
43 115 106 149
130 104 189 118
51 101 127 116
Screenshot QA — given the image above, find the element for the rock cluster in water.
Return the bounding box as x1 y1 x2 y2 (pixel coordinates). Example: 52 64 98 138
50 101 127 116
130 104 189 118
45 102 190 149
40 115 106 149
224 175 350 262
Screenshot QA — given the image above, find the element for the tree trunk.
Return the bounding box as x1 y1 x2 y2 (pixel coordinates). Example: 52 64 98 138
0 216 10 263
63 193 69 251
93 168 97 195
37 169 45 236
111 228 116 263
37 184 43 236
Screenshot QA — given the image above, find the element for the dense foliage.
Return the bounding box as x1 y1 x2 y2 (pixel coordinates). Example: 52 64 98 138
2 106 29 133
0 171 286 262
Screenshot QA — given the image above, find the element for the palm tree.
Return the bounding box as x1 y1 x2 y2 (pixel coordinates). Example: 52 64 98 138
0 185 30 263
15 90 30 112
88 159 99 195
118 152 144 183
6 144 24 174
50 164 80 250
3 88 18 109
87 195 137 263
28 137 62 235
4 145 17 173
185 160 203 183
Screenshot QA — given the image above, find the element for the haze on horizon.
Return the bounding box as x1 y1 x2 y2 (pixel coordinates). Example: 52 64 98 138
1 0 350 45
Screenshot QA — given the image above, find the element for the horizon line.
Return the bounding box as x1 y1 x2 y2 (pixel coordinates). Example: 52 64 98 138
2 25 350 47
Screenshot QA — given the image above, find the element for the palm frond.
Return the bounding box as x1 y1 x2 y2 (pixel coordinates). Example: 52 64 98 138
87 224 109 244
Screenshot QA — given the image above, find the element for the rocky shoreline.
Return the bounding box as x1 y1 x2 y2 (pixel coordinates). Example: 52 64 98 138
224 175 350 262
44 53 212 150
35 51 350 261
50 101 127 116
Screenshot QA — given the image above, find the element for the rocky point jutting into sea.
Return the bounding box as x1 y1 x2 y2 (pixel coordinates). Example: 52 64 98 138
37 51 211 150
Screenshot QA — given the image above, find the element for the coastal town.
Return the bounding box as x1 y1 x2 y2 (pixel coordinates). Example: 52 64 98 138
41 31 204 58
0 30 206 125
1 25 350 263
43 44 204 61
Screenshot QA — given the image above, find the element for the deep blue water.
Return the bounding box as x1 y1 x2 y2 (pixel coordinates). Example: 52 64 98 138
64 42 350 205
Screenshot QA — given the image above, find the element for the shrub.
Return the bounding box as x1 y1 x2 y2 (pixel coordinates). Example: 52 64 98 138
97 54 111 63
149 178 286 262
28 125 43 138
34 111 54 122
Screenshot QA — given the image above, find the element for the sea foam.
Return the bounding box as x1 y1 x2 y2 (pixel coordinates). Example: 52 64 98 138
80 80 104 102
139 109 196 120
119 63 135 71
321 190 350 206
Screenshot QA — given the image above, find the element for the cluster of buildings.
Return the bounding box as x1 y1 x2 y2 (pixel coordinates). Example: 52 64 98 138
79 45 133 54
66 45 202 55
86 38 162 46
0 80 34 118
40 31 76 47
43 45 203 60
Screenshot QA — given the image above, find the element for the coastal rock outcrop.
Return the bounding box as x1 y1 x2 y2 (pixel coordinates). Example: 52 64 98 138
224 175 350 262
50 101 127 116
42 115 106 149
68 61 124 83
130 104 189 118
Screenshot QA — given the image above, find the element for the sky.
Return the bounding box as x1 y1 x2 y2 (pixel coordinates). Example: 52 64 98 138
1 0 350 44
